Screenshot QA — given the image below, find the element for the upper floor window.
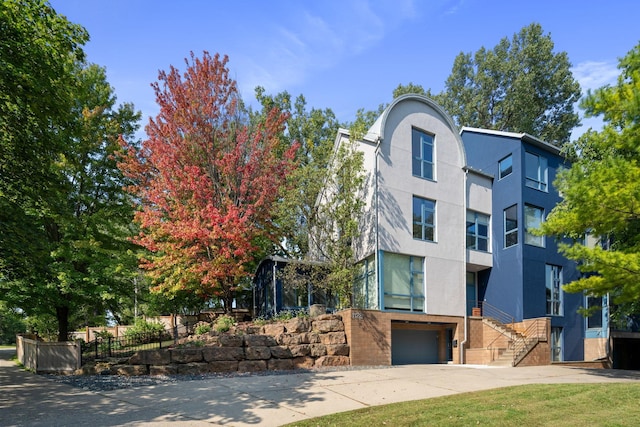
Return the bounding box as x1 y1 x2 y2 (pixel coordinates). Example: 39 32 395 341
504 204 518 248
412 128 434 180
546 264 563 316
466 211 490 251
524 204 544 247
525 152 548 191
413 196 435 242
499 154 513 179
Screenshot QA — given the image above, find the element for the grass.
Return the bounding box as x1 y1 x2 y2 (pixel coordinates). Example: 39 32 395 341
283 383 640 427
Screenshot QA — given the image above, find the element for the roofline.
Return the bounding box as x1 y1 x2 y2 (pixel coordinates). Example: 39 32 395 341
459 126 561 155
463 166 494 180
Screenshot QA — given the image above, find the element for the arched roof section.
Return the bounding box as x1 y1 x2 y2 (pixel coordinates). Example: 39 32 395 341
366 94 467 166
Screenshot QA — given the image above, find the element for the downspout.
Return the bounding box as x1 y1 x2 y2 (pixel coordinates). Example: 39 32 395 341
375 138 381 309
273 261 277 317
459 168 469 364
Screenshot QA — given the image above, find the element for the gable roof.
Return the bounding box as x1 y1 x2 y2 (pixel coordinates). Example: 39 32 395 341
459 126 562 156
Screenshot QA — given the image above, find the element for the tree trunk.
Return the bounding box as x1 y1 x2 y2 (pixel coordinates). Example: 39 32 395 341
56 305 70 342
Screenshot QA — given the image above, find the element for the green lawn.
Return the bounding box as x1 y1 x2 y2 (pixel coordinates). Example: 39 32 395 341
284 383 640 426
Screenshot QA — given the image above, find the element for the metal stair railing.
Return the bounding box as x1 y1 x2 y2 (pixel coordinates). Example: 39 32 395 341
479 301 515 327
512 318 548 366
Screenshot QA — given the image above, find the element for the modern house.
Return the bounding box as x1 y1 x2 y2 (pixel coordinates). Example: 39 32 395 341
254 94 598 367
460 128 584 362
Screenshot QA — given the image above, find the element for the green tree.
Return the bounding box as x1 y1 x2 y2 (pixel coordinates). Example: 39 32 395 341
1 62 141 341
541 42 640 314
433 23 581 146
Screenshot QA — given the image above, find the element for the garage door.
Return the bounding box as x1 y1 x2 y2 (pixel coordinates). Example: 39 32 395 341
391 328 438 365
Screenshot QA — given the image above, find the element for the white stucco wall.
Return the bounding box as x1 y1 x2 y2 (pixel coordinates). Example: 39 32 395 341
368 96 467 316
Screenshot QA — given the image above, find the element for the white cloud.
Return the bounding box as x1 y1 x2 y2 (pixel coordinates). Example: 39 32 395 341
571 61 619 94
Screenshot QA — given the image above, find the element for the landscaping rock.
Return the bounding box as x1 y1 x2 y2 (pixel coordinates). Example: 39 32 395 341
289 344 311 357
129 349 171 365
285 317 310 333
208 361 238 372
238 360 266 372
110 364 148 376
276 333 304 346
177 362 209 375
245 346 271 360
269 345 293 359
312 319 344 333
150 364 179 376
314 356 350 367
219 334 243 347
309 344 327 357
299 332 321 344
268 359 294 371
261 324 285 336
202 346 244 361
319 332 347 345
292 356 314 369
326 344 350 356
170 348 203 363
244 334 277 347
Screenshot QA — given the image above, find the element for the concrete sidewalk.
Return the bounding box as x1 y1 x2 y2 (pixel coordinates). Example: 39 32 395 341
2 348 640 427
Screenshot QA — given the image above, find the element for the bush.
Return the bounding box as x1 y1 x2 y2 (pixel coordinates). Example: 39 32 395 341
214 315 235 333
194 322 212 335
123 319 166 338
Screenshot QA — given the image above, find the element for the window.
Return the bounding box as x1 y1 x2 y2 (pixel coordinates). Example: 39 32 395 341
466 211 490 251
504 205 518 248
546 264 563 316
551 327 563 362
586 296 603 329
525 152 548 191
524 204 544 247
353 255 378 310
466 271 477 316
499 154 513 179
413 196 435 241
382 252 424 312
412 128 434 180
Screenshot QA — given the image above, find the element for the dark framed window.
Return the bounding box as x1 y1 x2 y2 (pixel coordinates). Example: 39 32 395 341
412 128 434 180
499 154 513 179
524 204 544 247
546 264 563 316
466 211 489 251
587 296 603 329
525 152 548 191
504 204 518 248
382 252 424 312
413 196 435 241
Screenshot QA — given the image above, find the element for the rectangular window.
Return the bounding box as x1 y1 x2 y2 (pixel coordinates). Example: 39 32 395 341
353 255 378 310
551 327 563 362
525 152 548 191
546 264 563 316
524 204 544 247
504 205 518 248
499 154 513 179
412 128 434 180
413 196 435 241
466 211 490 251
383 252 425 312
466 271 477 316
587 296 603 329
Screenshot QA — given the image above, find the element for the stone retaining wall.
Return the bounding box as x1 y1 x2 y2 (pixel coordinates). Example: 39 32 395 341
82 314 350 376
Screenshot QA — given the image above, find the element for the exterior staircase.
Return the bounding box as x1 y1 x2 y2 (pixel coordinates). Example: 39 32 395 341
479 302 547 367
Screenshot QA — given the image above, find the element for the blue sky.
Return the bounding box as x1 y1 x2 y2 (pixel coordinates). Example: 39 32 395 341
50 0 639 140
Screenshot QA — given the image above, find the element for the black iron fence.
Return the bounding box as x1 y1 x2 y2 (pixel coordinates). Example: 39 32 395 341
81 331 173 363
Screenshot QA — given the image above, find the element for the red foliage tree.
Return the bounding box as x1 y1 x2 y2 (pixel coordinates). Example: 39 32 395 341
118 52 298 310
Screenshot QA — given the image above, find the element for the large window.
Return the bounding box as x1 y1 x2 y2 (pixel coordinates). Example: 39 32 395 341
524 204 544 247
546 264 563 316
466 211 489 251
412 128 434 180
525 152 548 191
353 255 378 310
382 252 424 312
413 196 435 241
499 154 513 179
504 205 518 248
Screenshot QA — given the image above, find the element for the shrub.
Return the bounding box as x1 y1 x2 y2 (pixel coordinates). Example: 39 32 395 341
214 315 235 333
123 319 166 338
194 322 212 335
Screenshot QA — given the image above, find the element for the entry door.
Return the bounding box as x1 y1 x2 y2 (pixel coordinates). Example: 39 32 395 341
391 329 439 364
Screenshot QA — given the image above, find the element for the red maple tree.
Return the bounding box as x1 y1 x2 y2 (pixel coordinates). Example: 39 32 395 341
118 52 298 310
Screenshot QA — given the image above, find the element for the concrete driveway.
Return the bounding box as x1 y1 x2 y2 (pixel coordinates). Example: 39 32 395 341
2 348 640 426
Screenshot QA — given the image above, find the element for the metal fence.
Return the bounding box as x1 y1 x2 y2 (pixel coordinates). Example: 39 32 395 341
81 331 173 363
